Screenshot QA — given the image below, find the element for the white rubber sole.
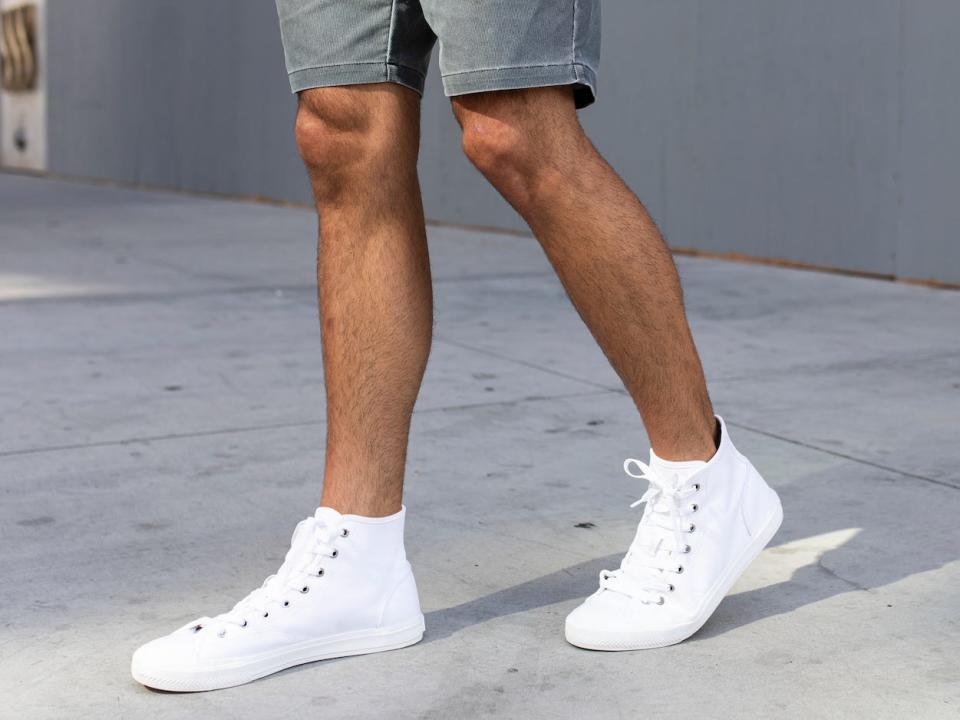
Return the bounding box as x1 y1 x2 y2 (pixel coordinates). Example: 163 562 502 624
132 616 425 692
565 496 783 651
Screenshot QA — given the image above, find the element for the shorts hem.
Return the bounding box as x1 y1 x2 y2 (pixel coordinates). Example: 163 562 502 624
441 62 597 109
288 62 426 96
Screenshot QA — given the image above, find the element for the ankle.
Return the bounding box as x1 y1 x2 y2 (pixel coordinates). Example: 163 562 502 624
320 461 404 517
649 423 718 463
318 493 402 519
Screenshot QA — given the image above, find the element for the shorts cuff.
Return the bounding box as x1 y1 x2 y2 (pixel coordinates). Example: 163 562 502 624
287 62 426 96
441 63 597 109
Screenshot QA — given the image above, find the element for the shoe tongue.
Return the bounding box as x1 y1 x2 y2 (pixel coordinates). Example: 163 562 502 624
626 451 707 560
276 508 342 582
314 506 343 529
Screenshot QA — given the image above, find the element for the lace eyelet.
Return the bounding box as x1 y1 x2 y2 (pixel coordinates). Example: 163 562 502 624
263 612 269 618
217 629 226 638
656 596 665 605
340 528 350 538
331 549 339 559
676 565 684 574
690 503 699 512
682 544 691 554
317 568 325 577
667 583 675 592
283 600 290 607
241 620 248 628
688 523 696 533
300 586 310 594
693 483 701 492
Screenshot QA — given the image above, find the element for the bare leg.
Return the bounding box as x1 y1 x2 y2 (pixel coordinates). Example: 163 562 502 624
296 85 432 515
453 88 715 461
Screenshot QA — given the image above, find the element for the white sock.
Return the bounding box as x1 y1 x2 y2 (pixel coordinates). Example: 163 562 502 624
649 449 708 485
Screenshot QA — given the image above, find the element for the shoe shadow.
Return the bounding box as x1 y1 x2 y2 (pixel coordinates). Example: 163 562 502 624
421 554 620 645
423 479 959 645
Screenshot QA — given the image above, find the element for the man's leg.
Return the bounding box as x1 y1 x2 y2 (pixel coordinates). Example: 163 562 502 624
297 84 433 516
452 87 715 461
131 84 430 691
450 86 782 651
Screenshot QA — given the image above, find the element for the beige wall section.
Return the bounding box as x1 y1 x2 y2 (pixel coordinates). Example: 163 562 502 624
0 0 46 170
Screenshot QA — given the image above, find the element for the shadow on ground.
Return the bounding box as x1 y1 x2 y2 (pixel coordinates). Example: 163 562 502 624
422 475 958 645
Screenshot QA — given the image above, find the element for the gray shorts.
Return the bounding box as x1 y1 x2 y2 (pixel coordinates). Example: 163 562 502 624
275 0 601 109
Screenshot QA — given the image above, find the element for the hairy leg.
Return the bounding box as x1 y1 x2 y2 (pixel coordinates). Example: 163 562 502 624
452 88 716 461
296 85 432 515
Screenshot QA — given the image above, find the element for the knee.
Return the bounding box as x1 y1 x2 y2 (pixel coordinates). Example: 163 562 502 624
295 92 364 171
454 90 581 206
294 88 401 203
458 114 535 200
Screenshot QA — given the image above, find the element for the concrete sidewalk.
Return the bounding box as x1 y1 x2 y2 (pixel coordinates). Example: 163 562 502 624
1 172 958 719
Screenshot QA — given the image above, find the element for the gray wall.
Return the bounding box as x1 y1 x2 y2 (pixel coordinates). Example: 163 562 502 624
41 1 960 284
46 1 306 202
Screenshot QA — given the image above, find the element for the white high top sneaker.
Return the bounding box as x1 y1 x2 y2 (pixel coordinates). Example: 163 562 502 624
565 416 782 650
131 506 424 691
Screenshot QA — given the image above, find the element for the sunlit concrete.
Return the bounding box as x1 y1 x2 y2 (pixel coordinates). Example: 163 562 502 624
2 173 958 719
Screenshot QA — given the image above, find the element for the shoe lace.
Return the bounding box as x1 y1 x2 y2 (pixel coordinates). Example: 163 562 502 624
599 458 699 604
208 515 342 630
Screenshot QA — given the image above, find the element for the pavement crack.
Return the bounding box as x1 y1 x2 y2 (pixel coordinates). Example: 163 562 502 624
0 390 612 458
432 270 555 284
421 341 960 492
433 336 618 391
0 283 316 308
0 419 326 458
816 558 872 592
126 253 248 285
0 273 555 308
728 420 959 491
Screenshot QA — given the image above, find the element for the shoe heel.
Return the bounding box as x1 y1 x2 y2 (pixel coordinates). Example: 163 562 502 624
741 464 781 539
379 566 424 629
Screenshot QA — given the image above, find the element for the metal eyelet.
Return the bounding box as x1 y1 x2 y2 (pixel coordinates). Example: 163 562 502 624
331 549 339 558
300 585 310 594
340 528 350 538
283 600 290 607
656 596 665 605
241 620 248 628
317 568 325 577
676 565 684 574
